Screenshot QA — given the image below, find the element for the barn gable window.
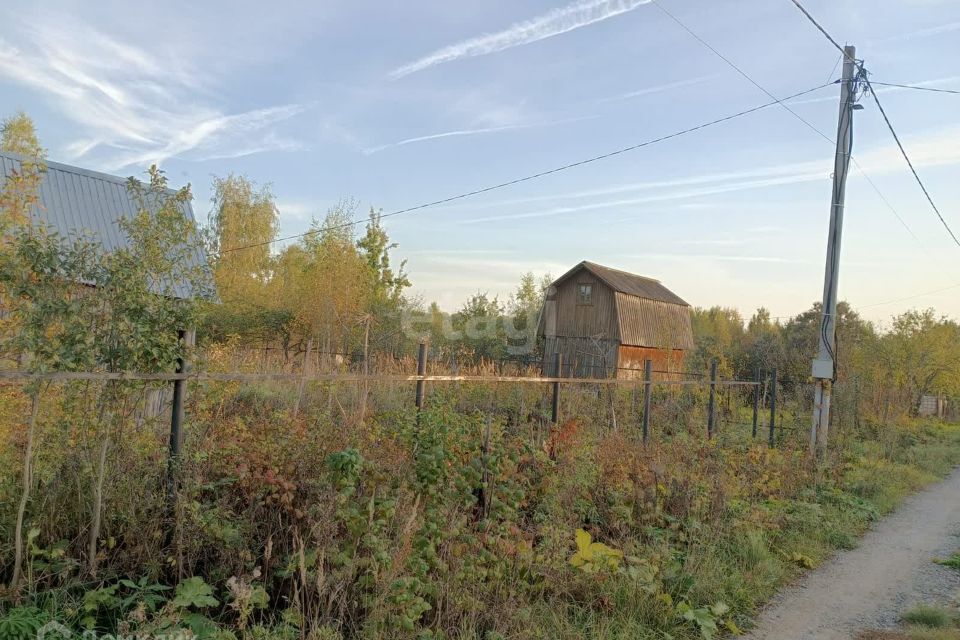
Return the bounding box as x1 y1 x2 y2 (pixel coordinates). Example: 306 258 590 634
577 283 592 305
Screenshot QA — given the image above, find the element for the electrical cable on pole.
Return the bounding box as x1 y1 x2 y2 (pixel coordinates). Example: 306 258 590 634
652 0 930 262
787 0 960 250
810 45 861 453
870 81 960 95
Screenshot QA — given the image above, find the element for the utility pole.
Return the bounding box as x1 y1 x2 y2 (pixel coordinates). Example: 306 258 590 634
811 45 859 453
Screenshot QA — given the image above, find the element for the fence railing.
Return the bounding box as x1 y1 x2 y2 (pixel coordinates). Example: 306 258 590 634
0 353 780 445
2 347 815 545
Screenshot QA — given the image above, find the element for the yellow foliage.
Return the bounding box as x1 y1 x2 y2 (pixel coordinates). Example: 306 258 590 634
569 528 623 573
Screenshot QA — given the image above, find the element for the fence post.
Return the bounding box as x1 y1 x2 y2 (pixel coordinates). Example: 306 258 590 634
768 368 778 447
167 330 187 495
642 359 653 444
415 340 427 412
707 358 718 439
752 367 761 438
551 352 563 424
165 329 189 547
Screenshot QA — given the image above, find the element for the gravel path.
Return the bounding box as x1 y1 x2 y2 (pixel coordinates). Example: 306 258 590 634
742 466 960 639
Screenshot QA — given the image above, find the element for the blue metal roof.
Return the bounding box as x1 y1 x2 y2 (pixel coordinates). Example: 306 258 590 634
0 151 211 299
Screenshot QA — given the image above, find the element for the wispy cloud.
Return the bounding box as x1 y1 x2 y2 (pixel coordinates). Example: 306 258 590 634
622 252 808 264
389 0 652 79
362 115 596 154
874 20 960 44
0 20 310 170
276 200 319 222
364 124 532 155
596 74 719 103
448 124 960 225
460 169 829 224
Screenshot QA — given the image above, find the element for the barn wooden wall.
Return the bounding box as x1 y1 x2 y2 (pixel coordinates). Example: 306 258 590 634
542 336 620 378
549 273 619 341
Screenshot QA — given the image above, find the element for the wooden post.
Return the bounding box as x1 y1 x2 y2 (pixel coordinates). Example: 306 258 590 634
361 317 370 421
642 359 653 444
551 352 562 424
707 358 718 439
166 328 191 545
752 367 761 438
415 340 427 411
167 330 186 497
292 337 312 419
768 368 778 447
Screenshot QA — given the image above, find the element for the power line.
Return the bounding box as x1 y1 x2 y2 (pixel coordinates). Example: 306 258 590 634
859 282 960 309
651 0 834 146
221 82 834 254
787 0 850 59
653 1 955 359
870 81 960 95
651 0 924 248
863 82 960 247
825 54 842 83
786 0 960 249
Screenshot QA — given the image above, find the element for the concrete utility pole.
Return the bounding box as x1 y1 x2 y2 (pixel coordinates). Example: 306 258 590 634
811 45 859 453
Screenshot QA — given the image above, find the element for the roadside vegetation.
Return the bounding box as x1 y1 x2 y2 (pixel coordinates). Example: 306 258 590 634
2 113 960 639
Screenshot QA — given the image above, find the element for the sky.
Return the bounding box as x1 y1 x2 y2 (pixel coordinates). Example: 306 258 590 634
1 0 959 325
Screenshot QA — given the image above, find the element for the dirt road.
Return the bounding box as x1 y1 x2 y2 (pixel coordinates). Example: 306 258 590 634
743 466 960 639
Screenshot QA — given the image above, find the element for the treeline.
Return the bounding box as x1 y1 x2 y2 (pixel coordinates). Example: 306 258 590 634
3 110 959 417
202 173 551 365
690 303 960 417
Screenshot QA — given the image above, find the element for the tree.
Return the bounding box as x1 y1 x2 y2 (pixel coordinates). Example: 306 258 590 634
452 293 505 363
690 307 746 376
742 307 784 376
1 111 44 158
279 201 368 359
0 164 207 582
0 228 102 590
357 209 410 310
356 210 411 356
0 111 45 230
506 271 551 359
81 166 208 575
884 310 960 412
205 175 278 337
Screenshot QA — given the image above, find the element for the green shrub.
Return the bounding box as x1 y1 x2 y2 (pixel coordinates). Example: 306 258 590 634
903 605 954 629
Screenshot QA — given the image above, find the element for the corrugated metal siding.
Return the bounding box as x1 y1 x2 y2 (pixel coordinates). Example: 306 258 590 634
0 152 209 299
615 292 694 350
616 346 687 380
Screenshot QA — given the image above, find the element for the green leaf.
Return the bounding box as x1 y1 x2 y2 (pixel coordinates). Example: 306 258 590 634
174 577 219 609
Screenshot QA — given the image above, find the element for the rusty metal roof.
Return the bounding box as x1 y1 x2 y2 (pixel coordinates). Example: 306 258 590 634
0 151 210 299
553 261 689 307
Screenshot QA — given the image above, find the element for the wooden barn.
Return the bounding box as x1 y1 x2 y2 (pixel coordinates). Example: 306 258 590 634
538 261 694 378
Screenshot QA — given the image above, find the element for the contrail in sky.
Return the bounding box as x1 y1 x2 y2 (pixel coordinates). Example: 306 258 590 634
389 0 652 79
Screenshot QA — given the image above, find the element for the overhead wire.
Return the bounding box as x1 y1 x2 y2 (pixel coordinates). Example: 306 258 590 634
651 0 834 146
861 81 960 248
786 0 960 249
859 282 960 309
221 82 835 254
869 81 960 95
650 0 868 365
825 54 842 83
651 0 923 245
657 0 958 320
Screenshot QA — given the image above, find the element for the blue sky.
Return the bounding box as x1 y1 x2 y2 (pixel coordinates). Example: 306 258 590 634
2 0 959 323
